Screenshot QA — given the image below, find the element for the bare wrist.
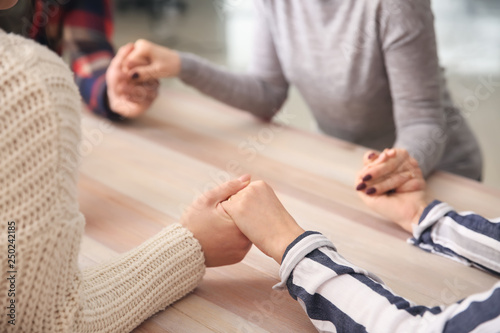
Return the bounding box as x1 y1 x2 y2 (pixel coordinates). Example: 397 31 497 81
169 50 181 77
272 225 305 264
409 201 428 233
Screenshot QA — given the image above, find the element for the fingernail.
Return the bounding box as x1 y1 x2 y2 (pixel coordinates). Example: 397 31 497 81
365 187 376 195
131 72 139 79
238 174 251 184
356 183 366 191
386 189 396 194
362 174 372 182
368 153 376 160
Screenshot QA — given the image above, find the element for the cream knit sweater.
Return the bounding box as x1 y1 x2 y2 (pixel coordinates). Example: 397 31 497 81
0 30 206 332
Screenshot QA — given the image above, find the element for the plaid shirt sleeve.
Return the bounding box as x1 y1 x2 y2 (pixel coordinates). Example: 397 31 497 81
63 0 124 121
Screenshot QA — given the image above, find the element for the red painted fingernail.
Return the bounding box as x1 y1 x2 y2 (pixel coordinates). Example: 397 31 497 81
366 187 376 195
362 174 372 182
368 153 376 160
356 183 367 191
131 72 139 79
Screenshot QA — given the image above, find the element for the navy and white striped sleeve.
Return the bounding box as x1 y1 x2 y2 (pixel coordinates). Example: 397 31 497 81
274 231 500 332
409 200 500 275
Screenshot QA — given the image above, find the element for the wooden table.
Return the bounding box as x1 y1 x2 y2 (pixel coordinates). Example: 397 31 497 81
77 87 500 332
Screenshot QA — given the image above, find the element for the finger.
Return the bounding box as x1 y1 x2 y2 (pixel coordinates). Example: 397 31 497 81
357 149 394 181
127 65 163 82
363 170 417 196
125 56 150 70
124 41 163 82
203 175 252 207
123 39 151 69
111 100 143 118
371 148 395 165
125 91 157 106
111 43 135 71
356 150 394 189
120 80 159 99
125 93 154 107
386 148 396 158
359 149 407 183
363 150 379 166
395 177 426 193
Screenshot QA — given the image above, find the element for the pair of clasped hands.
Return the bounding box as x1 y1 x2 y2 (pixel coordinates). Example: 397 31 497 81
105 40 182 117
181 148 427 268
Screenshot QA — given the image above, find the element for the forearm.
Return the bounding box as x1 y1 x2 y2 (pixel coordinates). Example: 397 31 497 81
410 200 500 275
64 0 124 120
381 0 446 177
179 53 288 120
276 232 500 332
394 121 446 178
76 224 205 332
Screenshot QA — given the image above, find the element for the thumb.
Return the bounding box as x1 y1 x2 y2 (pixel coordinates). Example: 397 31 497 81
126 64 160 83
123 45 160 82
123 42 149 70
125 56 150 71
206 174 251 206
110 43 134 72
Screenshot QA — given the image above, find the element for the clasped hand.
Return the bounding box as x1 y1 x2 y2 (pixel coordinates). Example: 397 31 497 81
106 40 181 117
180 176 304 267
105 43 161 118
356 148 428 233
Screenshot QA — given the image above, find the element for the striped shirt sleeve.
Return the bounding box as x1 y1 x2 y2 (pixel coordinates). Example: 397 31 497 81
274 232 500 332
409 200 500 275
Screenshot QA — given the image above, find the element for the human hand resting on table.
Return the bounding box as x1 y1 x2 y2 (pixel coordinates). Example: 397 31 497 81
181 175 252 267
221 181 305 264
356 148 425 195
356 150 428 233
122 39 181 82
106 43 159 118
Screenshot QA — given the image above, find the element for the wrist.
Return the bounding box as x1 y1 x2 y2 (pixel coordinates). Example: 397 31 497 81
158 48 181 77
271 225 305 264
408 201 427 233
170 50 181 77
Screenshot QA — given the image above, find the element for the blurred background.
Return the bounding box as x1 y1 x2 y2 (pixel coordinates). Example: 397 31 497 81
113 0 500 190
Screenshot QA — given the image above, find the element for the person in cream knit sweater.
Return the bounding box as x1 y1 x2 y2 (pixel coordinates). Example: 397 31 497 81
0 28 252 332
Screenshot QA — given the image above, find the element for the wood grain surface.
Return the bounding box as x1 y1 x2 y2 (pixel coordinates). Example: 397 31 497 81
77 88 500 332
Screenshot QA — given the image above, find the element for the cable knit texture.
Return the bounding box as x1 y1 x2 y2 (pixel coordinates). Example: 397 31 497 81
0 30 205 332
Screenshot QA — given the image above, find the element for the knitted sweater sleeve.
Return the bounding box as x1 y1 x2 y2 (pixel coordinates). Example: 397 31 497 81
0 31 205 333
77 224 206 332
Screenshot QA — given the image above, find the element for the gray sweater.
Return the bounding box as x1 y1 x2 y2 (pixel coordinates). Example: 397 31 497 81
179 0 482 179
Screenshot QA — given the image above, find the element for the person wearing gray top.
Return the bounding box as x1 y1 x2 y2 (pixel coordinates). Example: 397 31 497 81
124 0 482 185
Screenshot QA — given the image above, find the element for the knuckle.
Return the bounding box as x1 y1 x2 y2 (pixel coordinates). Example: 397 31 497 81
251 180 266 190
136 38 149 48
384 177 396 191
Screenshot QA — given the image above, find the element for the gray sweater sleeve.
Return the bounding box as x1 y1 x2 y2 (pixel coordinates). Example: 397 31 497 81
379 0 446 177
178 2 289 120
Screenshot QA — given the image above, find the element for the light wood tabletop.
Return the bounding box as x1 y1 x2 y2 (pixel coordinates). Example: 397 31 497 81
77 87 500 333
